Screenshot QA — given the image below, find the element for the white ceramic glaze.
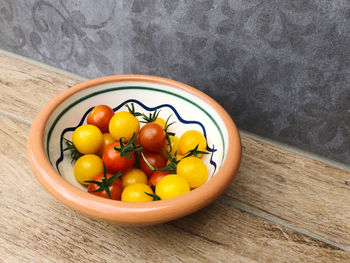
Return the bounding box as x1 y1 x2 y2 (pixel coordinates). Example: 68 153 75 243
46 80 228 190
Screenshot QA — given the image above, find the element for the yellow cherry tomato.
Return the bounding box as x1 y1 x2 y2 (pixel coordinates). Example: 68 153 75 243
177 156 208 189
97 132 115 156
72 124 103 154
178 130 207 156
121 183 154 202
153 117 166 128
74 154 103 185
109 111 140 142
121 168 148 188
165 135 180 156
156 174 190 200
161 135 180 160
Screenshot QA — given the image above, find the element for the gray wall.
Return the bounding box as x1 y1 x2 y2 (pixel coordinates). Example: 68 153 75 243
1 0 350 164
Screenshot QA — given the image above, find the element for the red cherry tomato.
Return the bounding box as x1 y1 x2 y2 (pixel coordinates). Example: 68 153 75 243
87 105 114 133
139 152 166 177
139 122 166 152
87 173 123 200
149 170 171 187
102 142 135 173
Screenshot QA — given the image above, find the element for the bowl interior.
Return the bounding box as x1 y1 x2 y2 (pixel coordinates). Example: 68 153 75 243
44 80 229 190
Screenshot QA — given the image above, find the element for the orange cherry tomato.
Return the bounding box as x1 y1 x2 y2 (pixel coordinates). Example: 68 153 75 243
87 173 123 200
139 152 167 177
139 122 166 152
87 105 114 133
102 142 136 173
149 170 171 187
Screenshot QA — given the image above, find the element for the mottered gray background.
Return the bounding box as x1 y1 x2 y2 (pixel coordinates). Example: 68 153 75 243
1 0 350 164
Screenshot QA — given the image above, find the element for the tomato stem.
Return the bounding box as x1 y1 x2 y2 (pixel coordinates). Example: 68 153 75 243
114 133 142 159
126 103 162 123
144 191 161 201
164 115 176 152
149 182 156 192
62 137 83 163
140 109 161 123
183 144 209 158
126 103 143 117
141 152 177 173
85 163 122 199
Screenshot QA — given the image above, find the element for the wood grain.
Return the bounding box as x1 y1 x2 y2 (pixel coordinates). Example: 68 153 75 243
1 54 350 261
0 54 80 123
224 136 350 247
1 115 349 263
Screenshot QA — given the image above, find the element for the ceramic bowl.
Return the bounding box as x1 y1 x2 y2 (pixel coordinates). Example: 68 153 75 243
27 75 241 226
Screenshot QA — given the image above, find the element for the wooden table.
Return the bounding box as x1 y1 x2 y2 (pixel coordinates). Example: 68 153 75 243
1 53 350 262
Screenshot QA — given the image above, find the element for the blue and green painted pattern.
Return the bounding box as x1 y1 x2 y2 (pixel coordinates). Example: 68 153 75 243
46 86 225 177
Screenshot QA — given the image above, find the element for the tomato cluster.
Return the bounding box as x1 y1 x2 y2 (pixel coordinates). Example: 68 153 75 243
64 104 210 202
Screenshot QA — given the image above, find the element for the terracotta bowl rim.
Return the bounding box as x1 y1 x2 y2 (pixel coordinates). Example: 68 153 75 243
27 74 241 225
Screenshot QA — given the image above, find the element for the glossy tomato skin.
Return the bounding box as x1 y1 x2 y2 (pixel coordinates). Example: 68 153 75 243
177 156 208 189
87 105 114 133
153 117 166 128
149 170 171 187
178 130 207 156
121 168 148 188
97 133 115 157
162 135 180 158
155 174 190 200
139 122 166 152
72 124 103 154
87 173 123 200
139 152 166 177
109 111 140 142
74 154 103 185
121 183 154 202
102 142 135 173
